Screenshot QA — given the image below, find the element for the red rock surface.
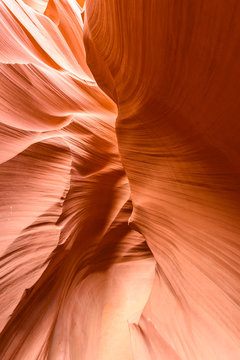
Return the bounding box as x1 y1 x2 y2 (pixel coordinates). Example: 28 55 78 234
0 1 239 359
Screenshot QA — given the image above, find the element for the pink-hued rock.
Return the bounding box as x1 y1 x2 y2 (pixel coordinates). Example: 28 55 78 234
0 0 240 359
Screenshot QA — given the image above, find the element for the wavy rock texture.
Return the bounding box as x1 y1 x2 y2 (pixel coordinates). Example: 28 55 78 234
0 0 240 359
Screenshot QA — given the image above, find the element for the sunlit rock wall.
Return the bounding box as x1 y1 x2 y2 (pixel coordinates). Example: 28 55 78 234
0 1 239 359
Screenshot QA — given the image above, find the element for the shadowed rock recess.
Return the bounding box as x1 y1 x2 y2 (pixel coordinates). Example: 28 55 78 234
0 0 239 359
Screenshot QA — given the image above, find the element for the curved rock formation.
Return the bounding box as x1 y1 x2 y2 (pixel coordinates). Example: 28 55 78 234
0 0 240 359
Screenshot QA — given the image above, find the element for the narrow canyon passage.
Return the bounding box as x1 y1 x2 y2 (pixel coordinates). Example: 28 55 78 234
0 0 240 359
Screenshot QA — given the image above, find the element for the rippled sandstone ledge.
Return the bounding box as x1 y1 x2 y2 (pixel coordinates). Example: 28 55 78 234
0 0 240 359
